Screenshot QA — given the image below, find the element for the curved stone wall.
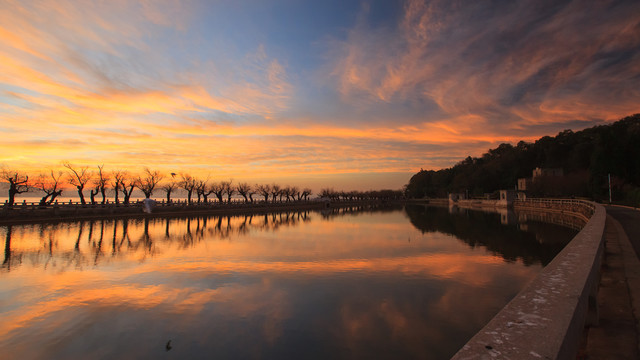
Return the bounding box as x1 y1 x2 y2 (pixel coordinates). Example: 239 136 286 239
452 201 605 359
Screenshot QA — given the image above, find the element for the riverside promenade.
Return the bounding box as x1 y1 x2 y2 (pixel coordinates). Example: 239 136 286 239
584 206 640 359
450 201 640 359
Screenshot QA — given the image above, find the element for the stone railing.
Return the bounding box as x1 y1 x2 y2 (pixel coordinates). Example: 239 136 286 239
452 199 605 359
515 198 595 222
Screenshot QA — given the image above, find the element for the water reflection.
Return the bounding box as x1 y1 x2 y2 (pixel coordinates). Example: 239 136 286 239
0 206 579 359
405 205 578 266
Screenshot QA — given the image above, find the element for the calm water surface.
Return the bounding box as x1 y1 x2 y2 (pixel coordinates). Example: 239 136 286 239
0 205 578 359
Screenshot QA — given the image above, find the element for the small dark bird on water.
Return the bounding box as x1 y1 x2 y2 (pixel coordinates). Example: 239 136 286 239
166 340 172 351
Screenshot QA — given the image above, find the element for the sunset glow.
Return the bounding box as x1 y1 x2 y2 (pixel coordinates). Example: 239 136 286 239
1 0 639 189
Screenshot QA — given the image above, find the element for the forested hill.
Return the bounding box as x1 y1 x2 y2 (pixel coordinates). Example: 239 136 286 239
405 114 640 204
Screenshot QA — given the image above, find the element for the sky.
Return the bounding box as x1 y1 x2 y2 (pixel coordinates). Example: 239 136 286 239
1 0 639 191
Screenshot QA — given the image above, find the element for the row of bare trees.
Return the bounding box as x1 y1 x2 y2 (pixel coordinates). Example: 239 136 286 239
173 174 313 205
1 165 317 207
1 165 165 207
318 188 404 201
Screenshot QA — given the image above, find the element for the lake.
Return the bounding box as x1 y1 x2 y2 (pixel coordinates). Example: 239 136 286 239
0 204 578 359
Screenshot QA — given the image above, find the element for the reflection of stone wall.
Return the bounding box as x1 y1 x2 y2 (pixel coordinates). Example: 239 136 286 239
514 199 594 222
0 200 394 224
404 204 577 266
515 209 587 231
453 200 605 360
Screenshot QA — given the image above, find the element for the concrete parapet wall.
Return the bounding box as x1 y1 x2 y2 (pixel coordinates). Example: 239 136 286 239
452 200 605 360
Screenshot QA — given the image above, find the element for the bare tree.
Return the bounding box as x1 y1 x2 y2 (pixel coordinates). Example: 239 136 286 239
270 184 281 203
119 173 136 205
281 186 290 202
89 185 99 204
256 184 271 202
1 168 30 207
302 188 313 201
320 188 336 200
180 174 197 204
95 165 109 204
222 180 235 203
161 181 178 203
236 183 252 203
200 181 215 203
211 182 225 203
63 162 92 205
290 186 300 201
34 170 64 205
248 186 257 203
195 180 205 203
137 168 164 199
195 180 215 203
111 170 125 204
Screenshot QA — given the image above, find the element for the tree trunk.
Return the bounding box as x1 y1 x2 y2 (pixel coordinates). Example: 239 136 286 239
7 188 16 207
77 186 86 205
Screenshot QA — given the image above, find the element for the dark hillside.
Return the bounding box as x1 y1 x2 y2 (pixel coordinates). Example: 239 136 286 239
405 114 640 205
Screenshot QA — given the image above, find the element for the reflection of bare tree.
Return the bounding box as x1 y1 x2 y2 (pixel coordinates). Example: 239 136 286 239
198 217 208 238
87 220 95 247
2 209 327 271
119 219 131 252
140 218 153 253
112 220 118 256
75 221 84 251
183 217 194 246
3 226 12 270
237 215 250 235
94 220 105 265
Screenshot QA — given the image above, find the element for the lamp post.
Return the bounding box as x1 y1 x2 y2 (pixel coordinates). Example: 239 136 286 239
608 173 612 204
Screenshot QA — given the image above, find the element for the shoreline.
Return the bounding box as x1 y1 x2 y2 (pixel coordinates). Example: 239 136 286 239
0 200 402 226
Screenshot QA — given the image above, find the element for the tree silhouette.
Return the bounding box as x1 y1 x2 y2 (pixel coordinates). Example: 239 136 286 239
63 162 92 205
111 170 125 204
95 165 109 204
89 185 99 205
302 188 312 201
161 181 178 203
270 184 281 203
256 184 270 202
236 183 251 203
1 168 30 207
137 168 164 199
119 173 136 205
211 182 224 203
222 180 235 203
34 170 64 205
180 174 197 204
196 180 215 203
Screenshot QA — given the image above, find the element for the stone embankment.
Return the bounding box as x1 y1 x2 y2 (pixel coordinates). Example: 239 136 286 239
0 199 395 225
452 199 605 359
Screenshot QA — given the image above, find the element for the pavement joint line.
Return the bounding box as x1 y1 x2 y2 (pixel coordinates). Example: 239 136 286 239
608 215 640 355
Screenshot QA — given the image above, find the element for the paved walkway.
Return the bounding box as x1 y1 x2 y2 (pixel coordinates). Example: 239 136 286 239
583 206 640 359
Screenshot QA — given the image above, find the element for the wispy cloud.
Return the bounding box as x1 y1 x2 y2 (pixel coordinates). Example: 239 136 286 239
329 0 640 134
1 0 638 190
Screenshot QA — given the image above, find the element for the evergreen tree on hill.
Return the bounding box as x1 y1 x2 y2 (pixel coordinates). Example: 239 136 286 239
405 114 640 204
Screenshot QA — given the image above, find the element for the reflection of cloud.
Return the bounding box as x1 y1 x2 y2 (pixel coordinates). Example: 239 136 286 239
0 210 547 358
0 275 290 346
